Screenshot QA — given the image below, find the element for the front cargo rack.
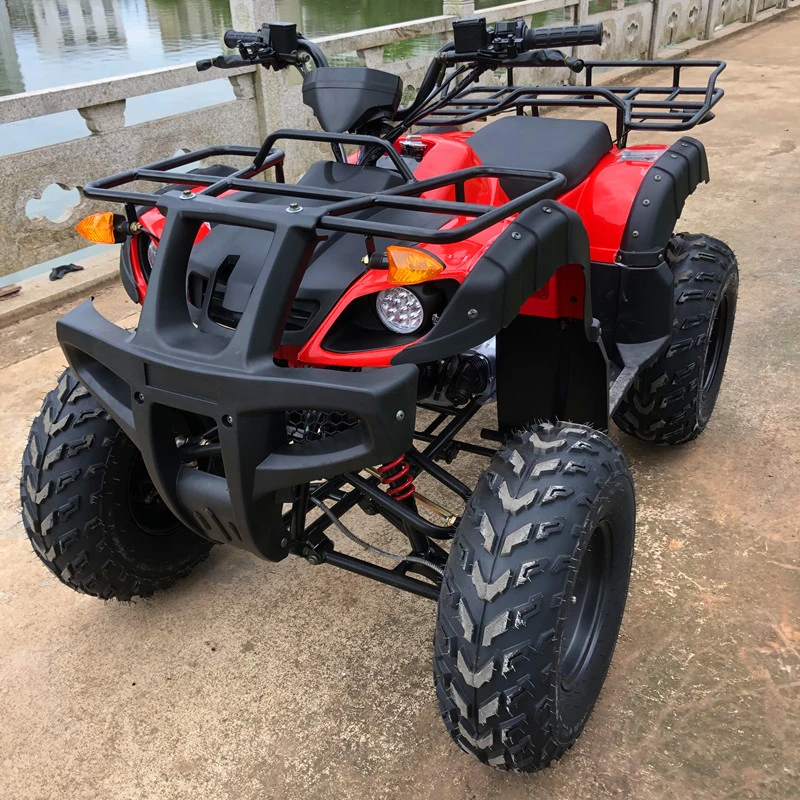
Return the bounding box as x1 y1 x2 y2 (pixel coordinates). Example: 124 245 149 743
66 127 584 573
82 128 566 245
418 59 725 147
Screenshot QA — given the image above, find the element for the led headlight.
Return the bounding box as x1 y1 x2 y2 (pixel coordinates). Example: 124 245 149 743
147 238 158 270
376 287 425 334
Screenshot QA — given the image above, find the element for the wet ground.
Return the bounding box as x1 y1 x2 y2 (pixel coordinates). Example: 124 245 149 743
1 12 799 800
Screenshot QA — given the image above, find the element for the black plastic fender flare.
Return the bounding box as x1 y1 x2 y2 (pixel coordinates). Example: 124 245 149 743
392 200 592 365
617 136 709 267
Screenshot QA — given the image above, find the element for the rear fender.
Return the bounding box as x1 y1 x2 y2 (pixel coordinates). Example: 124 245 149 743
555 136 709 367
617 136 709 266
559 136 709 267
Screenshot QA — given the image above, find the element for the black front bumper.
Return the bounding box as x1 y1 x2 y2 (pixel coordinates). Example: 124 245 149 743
64 149 578 561
59 301 416 561
58 187 420 561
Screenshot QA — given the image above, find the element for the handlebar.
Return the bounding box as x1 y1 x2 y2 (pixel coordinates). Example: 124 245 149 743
211 20 602 79
524 23 604 50
446 18 603 67
203 24 329 72
511 49 586 72
192 19 721 163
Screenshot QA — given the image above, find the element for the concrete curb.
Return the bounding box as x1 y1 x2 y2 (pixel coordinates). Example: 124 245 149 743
0 250 119 330
2 2 796 331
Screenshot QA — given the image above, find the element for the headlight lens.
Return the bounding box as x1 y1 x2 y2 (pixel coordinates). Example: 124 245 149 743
147 238 158 269
376 287 425 334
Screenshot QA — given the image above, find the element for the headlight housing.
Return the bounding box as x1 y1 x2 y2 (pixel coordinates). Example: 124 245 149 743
320 280 458 354
147 238 158 270
375 287 425 334
136 233 158 280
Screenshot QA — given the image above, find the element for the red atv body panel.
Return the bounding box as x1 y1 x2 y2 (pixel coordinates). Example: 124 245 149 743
130 131 669 368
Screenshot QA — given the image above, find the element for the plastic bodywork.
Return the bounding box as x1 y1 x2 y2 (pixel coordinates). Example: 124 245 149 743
61 153 581 560
95 129 708 557
118 134 707 385
61 196 421 562
120 135 704 366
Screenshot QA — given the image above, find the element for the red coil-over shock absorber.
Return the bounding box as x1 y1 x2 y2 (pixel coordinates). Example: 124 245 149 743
377 455 416 502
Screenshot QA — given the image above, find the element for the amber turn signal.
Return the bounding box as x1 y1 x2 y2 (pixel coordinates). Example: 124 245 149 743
386 246 444 285
75 212 123 244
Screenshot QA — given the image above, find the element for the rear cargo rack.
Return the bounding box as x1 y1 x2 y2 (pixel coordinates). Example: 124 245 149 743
418 60 725 147
82 129 566 245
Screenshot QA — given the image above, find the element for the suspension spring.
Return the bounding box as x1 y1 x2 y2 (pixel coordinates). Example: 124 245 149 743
377 455 416 502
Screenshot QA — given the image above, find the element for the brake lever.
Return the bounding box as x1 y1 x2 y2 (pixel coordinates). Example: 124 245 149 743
195 54 248 72
491 49 585 72
565 56 585 73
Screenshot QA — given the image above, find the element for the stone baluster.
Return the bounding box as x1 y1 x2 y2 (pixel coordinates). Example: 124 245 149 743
357 47 385 69
702 0 724 37
77 101 126 135
571 0 591 86
230 0 280 143
228 73 256 101
648 0 664 57
443 0 475 17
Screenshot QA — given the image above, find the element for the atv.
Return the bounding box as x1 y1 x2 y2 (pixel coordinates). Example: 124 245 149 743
21 19 737 772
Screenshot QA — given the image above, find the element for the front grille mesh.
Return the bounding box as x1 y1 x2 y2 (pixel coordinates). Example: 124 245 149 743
285 409 361 444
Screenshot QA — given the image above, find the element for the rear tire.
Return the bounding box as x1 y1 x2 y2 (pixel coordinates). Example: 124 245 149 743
433 423 635 771
613 233 738 445
20 369 212 600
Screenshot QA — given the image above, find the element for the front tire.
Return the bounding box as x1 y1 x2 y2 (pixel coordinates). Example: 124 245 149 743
614 233 738 445
434 423 635 771
20 368 212 600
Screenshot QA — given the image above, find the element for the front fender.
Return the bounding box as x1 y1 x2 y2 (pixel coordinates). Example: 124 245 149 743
391 200 591 365
118 240 140 304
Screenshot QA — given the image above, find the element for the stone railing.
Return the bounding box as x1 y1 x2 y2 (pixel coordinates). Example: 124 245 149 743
0 61 261 273
0 0 792 274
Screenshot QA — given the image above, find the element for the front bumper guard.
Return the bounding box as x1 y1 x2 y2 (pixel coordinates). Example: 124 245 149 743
58 301 417 561
63 148 576 561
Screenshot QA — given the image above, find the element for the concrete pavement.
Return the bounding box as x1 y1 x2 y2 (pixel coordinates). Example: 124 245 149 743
1 12 799 800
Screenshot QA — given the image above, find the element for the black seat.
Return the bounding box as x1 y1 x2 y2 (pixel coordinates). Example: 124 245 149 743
467 115 613 198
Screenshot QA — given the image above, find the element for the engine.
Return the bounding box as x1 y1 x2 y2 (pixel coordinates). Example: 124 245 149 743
417 338 496 408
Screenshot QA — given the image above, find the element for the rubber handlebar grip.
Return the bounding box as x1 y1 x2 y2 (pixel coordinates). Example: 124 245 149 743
524 24 603 49
223 29 261 48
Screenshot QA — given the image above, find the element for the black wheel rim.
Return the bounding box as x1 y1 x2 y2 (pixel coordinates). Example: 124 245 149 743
126 455 181 536
560 522 613 692
702 294 729 396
